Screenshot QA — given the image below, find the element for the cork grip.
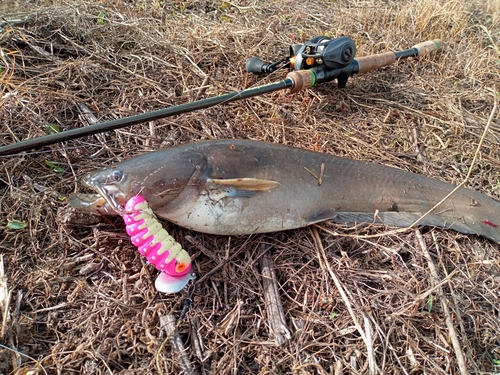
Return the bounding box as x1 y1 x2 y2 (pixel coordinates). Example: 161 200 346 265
356 52 396 74
287 70 315 93
413 39 444 56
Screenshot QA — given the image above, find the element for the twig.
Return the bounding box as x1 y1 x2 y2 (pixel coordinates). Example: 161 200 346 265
194 76 211 101
334 361 343 375
0 344 48 375
194 236 254 285
410 269 458 304
0 11 48 28
304 166 319 180
158 314 195 375
259 244 291 346
432 232 477 372
363 313 374 373
190 316 208 362
414 230 468 375
0 255 12 339
318 162 325 186
310 227 376 375
413 127 425 163
185 235 220 263
304 163 325 186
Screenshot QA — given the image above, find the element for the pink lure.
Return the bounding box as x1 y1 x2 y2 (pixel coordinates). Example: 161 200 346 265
122 195 193 293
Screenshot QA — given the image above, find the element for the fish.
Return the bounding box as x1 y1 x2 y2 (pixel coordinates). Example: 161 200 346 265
68 139 500 242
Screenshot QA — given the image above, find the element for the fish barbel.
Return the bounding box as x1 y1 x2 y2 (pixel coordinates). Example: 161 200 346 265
69 139 500 242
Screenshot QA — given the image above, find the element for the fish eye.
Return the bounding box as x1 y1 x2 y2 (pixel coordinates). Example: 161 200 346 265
110 170 123 182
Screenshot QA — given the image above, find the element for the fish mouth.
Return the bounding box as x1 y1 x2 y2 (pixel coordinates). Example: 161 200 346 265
69 173 127 215
67 193 115 214
85 170 130 209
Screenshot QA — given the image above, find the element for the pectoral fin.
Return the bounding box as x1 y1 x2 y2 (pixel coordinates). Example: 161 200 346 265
211 178 280 191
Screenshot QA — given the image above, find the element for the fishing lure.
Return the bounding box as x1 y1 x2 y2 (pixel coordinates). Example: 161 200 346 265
122 195 194 293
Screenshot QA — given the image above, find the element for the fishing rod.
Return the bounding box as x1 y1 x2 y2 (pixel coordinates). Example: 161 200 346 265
0 37 443 156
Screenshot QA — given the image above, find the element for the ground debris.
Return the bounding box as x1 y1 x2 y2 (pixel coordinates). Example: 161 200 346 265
1 0 500 374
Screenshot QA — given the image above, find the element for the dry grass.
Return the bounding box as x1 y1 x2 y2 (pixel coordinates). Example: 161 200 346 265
1 0 500 374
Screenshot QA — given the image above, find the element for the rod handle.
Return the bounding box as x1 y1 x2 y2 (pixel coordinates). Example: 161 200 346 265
356 51 396 74
357 39 444 74
412 39 444 56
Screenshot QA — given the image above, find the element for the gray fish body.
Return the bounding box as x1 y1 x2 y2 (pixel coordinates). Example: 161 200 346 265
69 139 500 242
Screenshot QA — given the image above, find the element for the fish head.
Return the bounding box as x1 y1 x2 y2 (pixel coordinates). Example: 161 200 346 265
70 148 208 215
67 166 137 215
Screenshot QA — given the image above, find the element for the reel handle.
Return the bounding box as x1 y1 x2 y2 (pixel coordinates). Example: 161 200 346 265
246 56 288 74
245 57 273 74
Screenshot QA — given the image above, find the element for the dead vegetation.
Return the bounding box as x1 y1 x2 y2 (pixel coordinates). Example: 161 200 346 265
1 0 500 374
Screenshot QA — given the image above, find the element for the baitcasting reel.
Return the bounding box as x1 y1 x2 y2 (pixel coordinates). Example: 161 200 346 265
246 36 357 74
